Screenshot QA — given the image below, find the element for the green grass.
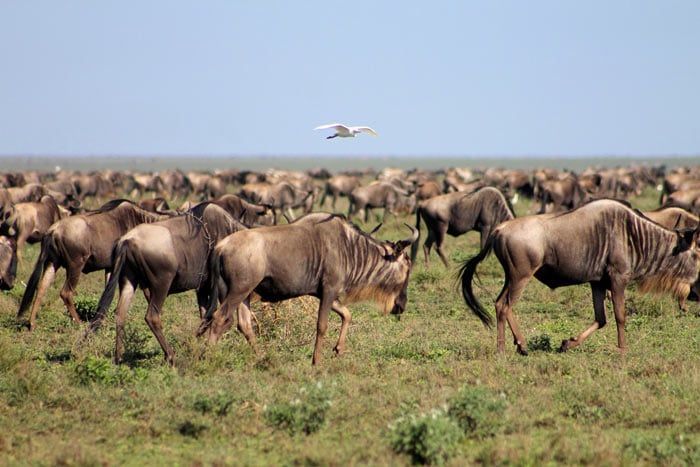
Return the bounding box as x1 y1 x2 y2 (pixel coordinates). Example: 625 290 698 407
0 189 699 465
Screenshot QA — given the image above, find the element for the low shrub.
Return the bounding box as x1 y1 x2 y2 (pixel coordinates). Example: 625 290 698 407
447 386 506 438
528 333 553 352
388 408 462 465
72 356 147 386
264 382 332 436
74 295 100 322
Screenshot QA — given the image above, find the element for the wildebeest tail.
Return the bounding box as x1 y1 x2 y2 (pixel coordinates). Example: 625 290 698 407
410 205 423 262
197 249 225 336
88 241 128 333
458 235 495 328
17 234 52 317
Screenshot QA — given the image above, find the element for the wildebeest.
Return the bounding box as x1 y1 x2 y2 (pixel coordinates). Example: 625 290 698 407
412 187 515 266
643 207 699 231
664 189 700 215
347 181 412 222
7 183 47 204
414 181 442 203
239 182 313 223
0 236 18 290
460 199 700 355
2 195 64 254
210 194 273 227
17 200 167 330
86 202 247 365
197 213 418 365
535 174 588 213
319 175 361 210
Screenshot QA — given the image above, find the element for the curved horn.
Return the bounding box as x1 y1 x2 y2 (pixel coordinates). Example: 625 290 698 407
393 223 419 254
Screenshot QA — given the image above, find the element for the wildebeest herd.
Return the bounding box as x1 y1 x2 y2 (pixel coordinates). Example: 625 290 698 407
0 164 698 365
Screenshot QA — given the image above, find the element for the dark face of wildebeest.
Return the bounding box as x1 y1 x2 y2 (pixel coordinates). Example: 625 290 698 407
0 236 17 290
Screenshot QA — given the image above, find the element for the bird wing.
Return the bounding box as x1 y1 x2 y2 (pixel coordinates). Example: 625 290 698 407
314 123 349 131
353 126 378 136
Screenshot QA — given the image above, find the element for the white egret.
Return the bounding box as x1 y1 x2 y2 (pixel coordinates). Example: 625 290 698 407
314 123 378 139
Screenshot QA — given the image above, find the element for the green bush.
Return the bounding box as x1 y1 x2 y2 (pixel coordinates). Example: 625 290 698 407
73 356 147 386
447 386 506 438
264 382 332 436
528 333 553 352
388 408 462 465
74 295 100 322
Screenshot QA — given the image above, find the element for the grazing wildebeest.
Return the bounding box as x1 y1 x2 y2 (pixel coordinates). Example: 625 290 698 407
17 200 167 330
0 236 18 290
198 213 418 365
411 187 515 266
319 175 361 210
643 207 699 231
87 202 247 365
2 195 64 254
347 181 411 222
460 199 700 355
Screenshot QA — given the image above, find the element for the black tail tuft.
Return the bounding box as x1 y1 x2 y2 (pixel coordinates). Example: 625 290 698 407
17 235 52 317
410 206 423 263
458 235 495 328
88 241 128 333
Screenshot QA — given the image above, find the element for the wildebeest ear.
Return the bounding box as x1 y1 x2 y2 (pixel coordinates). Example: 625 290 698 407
673 229 696 254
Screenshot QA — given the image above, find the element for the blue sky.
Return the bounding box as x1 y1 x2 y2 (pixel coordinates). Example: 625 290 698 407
1 1 698 157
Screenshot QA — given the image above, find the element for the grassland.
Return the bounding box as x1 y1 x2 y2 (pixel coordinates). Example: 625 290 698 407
1 187 699 465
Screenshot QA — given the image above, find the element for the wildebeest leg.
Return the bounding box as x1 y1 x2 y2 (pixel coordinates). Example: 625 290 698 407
312 293 337 366
27 263 57 331
494 273 531 355
60 261 85 323
331 302 351 355
364 207 370 223
433 225 449 267
236 298 258 353
422 230 435 266
195 286 209 319
331 193 337 211
610 280 628 351
560 281 607 352
114 277 136 364
104 271 111 286
143 286 175 366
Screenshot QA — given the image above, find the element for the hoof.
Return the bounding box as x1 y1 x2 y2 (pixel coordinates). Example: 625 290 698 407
516 346 529 356
558 339 573 353
333 346 344 356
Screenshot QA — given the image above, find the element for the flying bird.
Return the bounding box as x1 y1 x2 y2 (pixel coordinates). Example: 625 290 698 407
314 123 379 139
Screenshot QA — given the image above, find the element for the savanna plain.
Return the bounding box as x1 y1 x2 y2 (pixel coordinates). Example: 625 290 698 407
1 166 699 466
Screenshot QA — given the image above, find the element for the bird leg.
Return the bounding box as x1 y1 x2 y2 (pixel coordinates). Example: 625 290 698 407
326 134 337 139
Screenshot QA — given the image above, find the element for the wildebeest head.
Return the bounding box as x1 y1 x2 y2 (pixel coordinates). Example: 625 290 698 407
0 236 17 290
377 223 419 315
